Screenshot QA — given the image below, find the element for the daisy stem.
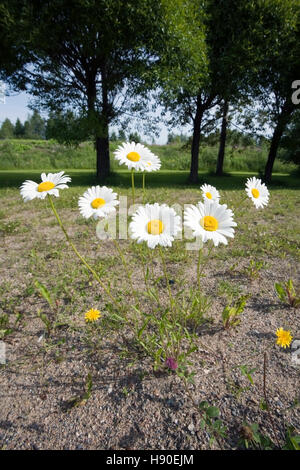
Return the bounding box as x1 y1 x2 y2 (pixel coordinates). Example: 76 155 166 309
142 173 146 203
197 244 213 281
131 169 135 205
112 239 138 305
197 246 203 291
158 246 175 314
47 195 119 309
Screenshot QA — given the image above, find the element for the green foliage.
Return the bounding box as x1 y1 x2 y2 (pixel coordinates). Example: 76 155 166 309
239 422 300 450
0 139 295 174
34 280 53 307
239 422 274 450
275 279 300 308
198 401 227 445
128 132 141 143
244 258 266 280
280 110 300 167
45 111 93 145
283 426 300 450
63 373 93 411
0 314 13 339
222 294 251 329
14 118 25 138
0 118 14 139
237 364 257 385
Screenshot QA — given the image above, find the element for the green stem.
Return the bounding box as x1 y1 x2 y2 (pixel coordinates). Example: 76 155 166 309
158 246 174 314
47 194 119 308
142 173 145 203
131 169 135 205
113 239 138 304
198 243 213 281
197 246 203 291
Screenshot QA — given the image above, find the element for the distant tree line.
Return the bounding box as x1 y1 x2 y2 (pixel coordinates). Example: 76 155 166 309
0 111 45 139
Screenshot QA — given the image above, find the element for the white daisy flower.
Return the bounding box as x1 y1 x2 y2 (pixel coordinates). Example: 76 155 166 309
245 177 269 209
184 200 237 247
200 183 220 202
78 186 119 220
129 203 181 249
20 171 71 201
143 152 161 172
113 141 156 171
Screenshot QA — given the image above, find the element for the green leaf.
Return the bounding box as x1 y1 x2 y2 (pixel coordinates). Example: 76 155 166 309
206 406 220 418
275 282 286 301
34 280 53 306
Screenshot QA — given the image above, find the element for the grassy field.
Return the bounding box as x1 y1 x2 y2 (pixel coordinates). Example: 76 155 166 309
0 138 297 174
0 166 299 450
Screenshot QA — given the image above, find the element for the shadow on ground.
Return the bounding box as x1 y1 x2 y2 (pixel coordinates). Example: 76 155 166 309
0 169 299 190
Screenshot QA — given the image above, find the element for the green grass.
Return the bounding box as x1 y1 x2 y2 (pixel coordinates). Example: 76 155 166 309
0 168 299 191
0 138 297 174
0 168 299 260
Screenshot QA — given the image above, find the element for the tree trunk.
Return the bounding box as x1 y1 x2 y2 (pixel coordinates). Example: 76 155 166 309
188 96 203 184
264 101 294 183
216 99 229 176
96 65 110 180
96 127 110 180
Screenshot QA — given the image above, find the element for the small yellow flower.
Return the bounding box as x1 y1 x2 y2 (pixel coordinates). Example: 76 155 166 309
276 327 292 349
85 308 101 323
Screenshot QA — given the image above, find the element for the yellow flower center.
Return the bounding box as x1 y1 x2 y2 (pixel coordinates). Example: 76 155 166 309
251 188 260 198
91 197 106 209
147 219 164 235
127 151 141 162
200 215 218 232
37 181 55 192
206 192 212 199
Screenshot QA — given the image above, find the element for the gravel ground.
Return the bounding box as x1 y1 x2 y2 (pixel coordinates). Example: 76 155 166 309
0 191 299 450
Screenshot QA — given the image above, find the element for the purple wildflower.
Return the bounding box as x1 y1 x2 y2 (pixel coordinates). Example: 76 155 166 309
165 357 178 371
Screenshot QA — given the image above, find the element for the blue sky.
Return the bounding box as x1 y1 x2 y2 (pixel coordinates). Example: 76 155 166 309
0 91 33 125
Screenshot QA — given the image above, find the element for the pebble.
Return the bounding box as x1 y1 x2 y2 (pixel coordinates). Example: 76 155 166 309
188 423 195 433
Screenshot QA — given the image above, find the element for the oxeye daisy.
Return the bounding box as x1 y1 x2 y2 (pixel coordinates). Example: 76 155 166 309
143 152 161 173
184 200 237 247
78 186 119 220
200 183 220 202
245 177 269 209
113 141 155 171
20 171 71 201
85 308 101 322
129 203 181 249
276 327 292 349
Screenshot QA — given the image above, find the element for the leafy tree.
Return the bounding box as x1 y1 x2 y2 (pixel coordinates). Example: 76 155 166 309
109 131 117 142
29 110 46 139
204 0 271 176
0 118 14 138
255 0 300 183
2 0 165 179
157 0 210 182
128 132 141 143
158 0 261 181
118 129 126 141
280 110 300 167
14 118 25 138
45 111 92 144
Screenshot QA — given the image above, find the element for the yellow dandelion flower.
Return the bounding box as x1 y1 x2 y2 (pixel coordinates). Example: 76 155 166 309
276 327 292 349
85 308 101 323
